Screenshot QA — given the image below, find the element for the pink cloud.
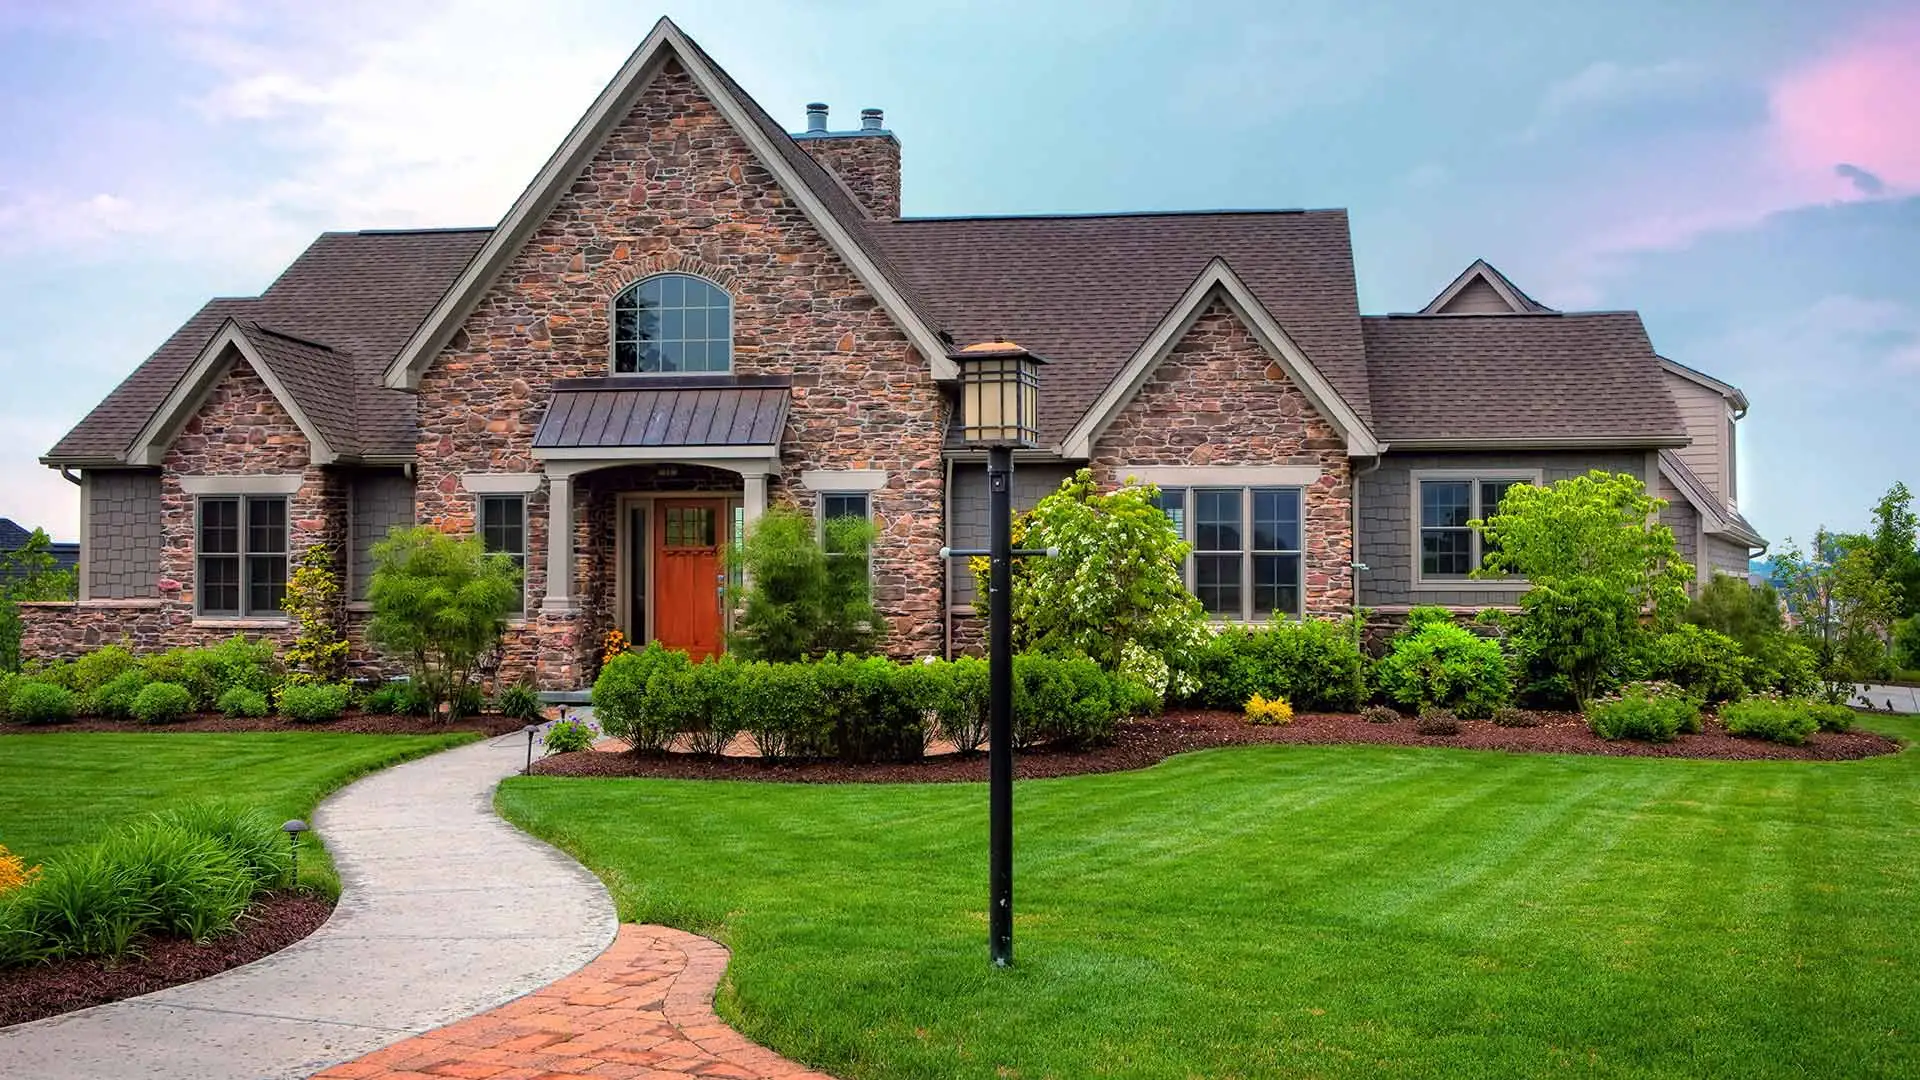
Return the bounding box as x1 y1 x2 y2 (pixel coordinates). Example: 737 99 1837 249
1769 12 1920 195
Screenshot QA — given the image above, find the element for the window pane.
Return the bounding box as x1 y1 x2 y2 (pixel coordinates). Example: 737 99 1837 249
1421 481 1472 529
1480 480 1524 519
480 497 524 556
1253 553 1301 617
200 498 239 554
1195 489 1242 552
200 555 240 614
823 493 869 521
1252 489 1300 552
248 554 287 614
1422 529 1473 576
1150 487 1186 538
613 273 733 374
1195 553 1242 615
247 497 286 556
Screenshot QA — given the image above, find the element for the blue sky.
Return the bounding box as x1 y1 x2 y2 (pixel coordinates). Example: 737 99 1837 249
2 0 1916 553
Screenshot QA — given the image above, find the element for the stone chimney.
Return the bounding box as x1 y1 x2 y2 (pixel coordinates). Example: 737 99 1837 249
793 104 901 220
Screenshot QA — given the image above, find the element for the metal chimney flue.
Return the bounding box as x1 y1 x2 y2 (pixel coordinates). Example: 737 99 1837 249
805 103 828 134
860 107 884 131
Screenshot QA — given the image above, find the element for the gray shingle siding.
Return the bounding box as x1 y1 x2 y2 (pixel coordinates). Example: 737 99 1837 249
947 462 1072 606
1704 535 1752 580
349 470 415 601
85 470 162 599
1357 450 1649 608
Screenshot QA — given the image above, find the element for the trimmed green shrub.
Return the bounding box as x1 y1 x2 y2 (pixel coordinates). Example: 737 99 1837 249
1640 624 1752 704
1492 706 1542 728
930 657 991 753
1415 708 1461 736
593 642 693 753
1746 634 1819 698
494 683 544 723
734 659 830 761
815 653 928 762
1588 682 1700 742
683 659 746 757
0 671 19 721
543 715 599 753
1360 704 1400 724
1374 618 1511 719
1806 702 1856 733
82 668 151 719
216 686 271 718
71 645 139 694
1188 617 1369 712
131 681 195 724
1720 697 1819 745
8 680 76 724
1013 653 1127 750
142 636 279 711
278 683 350 723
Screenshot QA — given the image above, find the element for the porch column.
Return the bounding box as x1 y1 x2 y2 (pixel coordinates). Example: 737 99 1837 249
742 471 768 529
543 470 575 613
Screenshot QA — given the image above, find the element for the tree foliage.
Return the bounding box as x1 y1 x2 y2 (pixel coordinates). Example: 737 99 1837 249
1685 572 1784 649
728 509 882 662
1869 481 1920 619
1474 471 1691 709
1773 528 1898 699
365 526 521 716
0 528 78 674
280 544 348 686
973 469 1204 673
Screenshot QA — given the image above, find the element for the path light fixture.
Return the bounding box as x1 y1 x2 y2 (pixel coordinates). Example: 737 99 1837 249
524 722 542 775
282 819 309 886
944 340 1049 968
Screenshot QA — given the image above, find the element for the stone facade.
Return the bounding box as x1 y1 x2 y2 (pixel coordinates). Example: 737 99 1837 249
414 61 947 687
1090 299 1355 619
795 132 902 218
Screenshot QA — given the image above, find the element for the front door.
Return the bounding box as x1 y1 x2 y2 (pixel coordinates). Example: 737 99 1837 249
653 499 726 660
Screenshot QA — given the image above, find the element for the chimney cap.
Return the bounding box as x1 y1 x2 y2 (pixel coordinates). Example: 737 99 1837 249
860 107 884 131
804 102 828 134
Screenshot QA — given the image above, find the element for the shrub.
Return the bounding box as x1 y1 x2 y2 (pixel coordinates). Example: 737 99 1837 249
281 544 349 686
1805 701 1856 733
1013 653 1127 750
1374 619 1510 719
543 716 599 754
1361 704 1400 724
494 682 544 723
1896 614 1920 672
1720 697 1819 745
735 660 829 761
71 645 139 693
1588 682 1700 742
1415 708 1461 736
131 681 195 724
216 686 271 718
1491 706 1542 728
1640 624 1752 704
366 526 520 717
593 643 693 753
683 658 747 757
143 636 279 711
1244 693 1293 725
729 509 882 661
1746 634 1819 698
816 653 927 763
1189 617 1369 712
82 668 151 718
361 682 406 714
278 683 350 723
0 805 290 967
931 657 991 753
10 680 77 724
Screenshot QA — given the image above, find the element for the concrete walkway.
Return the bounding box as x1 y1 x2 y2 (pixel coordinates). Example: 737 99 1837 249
0 734 618 1080
1855 683 1920 715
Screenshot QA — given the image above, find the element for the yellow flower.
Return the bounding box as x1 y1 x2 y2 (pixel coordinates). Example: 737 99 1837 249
1244 693 1294 726
0 844 39 895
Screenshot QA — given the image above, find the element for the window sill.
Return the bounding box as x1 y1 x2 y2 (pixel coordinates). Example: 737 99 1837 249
191 616 291 629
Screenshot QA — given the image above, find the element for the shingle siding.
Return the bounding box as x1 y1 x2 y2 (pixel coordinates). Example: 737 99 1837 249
1658 475 1700 571
349 470 415 601
1666 371 1729 504
1357 450 1649 608
85 470 162 599
947 462 1073 606
1705 535 1752 580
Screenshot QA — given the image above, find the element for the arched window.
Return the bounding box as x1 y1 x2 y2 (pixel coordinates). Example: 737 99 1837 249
612 273 732 374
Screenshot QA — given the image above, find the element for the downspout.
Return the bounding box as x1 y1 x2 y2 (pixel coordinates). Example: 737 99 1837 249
59 467 81 486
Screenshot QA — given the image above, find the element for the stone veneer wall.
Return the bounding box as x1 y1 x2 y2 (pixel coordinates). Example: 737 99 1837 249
412 61 947 689
1088 299 1355 618
85 470 163 600
795 133 902 219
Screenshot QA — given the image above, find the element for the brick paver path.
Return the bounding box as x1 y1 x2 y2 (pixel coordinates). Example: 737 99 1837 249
312 924 836 1080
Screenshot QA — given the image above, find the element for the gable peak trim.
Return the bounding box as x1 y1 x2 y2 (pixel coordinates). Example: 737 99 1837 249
1059 257 1383 459
1420 258 1553 315
126 320 338 467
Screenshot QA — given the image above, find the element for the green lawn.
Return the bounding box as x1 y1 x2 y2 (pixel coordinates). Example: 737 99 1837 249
499 717 1920 1080
0 732 475 888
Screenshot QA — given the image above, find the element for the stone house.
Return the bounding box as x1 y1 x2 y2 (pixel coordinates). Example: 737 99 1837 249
26 18 1764 689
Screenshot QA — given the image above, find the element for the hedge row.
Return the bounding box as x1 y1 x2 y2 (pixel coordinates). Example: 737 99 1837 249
592 644 1144 763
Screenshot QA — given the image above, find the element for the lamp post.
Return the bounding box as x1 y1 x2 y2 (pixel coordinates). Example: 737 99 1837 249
947 340 1046 968
282 819 309 887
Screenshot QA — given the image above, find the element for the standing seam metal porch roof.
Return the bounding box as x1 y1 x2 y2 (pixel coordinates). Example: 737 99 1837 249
532 378 790 449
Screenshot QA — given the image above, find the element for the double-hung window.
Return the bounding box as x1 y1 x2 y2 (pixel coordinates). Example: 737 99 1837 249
1155 486 1305 620
479 495 527 610
821 492 872 574
198 496 288 617
1417 476 1531 581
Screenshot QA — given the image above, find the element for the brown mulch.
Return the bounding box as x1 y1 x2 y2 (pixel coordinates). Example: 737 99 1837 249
531 709 1903 783
0 713 532 736
0 892 333 1029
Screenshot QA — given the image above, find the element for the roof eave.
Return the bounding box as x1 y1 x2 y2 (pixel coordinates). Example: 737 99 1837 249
1659 356 1749 411
1386 435 1690 451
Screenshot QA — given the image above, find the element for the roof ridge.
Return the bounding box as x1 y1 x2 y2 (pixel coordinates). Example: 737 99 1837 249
237 320 338 352
1372 309 1639 320
346 226 495 236
892 208 1329 223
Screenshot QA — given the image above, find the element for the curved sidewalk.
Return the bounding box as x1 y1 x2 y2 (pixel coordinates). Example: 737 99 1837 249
0 734 618 1080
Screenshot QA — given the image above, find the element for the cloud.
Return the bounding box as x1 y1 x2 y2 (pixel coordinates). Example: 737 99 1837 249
1769 14 1920 193
1834 163 1887 197
1525 59 1706 139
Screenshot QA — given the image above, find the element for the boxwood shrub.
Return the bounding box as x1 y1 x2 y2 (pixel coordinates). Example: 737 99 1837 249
216 686 271 718
1374 617 1511 719
8 680 76 725
130 681 195 724
1187 617 1368 712
1720 697 1822 745
278 683 350 723
1588 681 1701 742
82 668 151 719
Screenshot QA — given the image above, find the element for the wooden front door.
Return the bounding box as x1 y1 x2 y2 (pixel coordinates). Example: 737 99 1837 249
653 499 726 660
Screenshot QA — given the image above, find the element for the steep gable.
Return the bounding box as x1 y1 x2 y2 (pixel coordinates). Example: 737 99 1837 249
1420 259 1554 315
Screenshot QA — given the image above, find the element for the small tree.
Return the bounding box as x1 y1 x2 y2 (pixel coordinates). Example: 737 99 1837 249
365 526 520 716
0 529 78 673
1774 529 1898 700
974 469 1204 673
1475 471 1691 709
1868 481 1920 619
281 544 348 686
1685 572 1784 649
728 508 882 661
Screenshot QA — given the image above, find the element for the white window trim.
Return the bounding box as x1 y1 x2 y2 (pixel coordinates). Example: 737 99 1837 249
461 473 544 494
180 474 304 496
195 493 291 619
800 469 888 492
609 272 735 377
1409 468 1543 591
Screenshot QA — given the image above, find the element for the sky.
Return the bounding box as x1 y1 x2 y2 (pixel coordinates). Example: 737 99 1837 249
1 0 1916 554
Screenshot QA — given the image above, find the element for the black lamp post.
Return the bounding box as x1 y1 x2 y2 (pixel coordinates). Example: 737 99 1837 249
281 819 309 886
948 340 1046 968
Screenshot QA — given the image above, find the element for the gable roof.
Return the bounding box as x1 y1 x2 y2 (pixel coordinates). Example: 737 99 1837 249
1421 259 1554 315
380 17 953 392
1660 450 1765 548
1660 355 1750 412
871 209 1374 447
1361 312 1686 446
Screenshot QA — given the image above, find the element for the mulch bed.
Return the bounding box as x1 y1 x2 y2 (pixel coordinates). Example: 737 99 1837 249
0 713 531 736
532 709 1903 784
0 892 333 1029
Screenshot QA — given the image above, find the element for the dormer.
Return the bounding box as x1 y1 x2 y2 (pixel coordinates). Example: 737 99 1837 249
1421 259 1555 315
